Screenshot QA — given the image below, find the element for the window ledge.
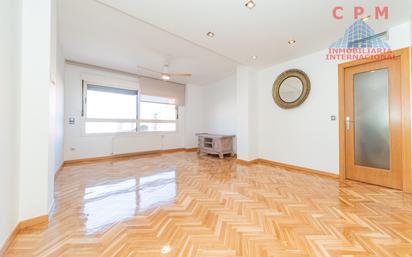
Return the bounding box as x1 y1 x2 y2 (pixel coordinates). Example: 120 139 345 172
82 131 179 137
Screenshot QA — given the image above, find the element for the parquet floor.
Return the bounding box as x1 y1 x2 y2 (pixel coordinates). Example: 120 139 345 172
5 152 412 257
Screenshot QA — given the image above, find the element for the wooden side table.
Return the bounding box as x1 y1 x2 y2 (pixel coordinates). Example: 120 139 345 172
196 133 235 159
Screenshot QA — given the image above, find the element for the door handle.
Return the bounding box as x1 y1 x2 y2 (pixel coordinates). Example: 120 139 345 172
345 116 351 131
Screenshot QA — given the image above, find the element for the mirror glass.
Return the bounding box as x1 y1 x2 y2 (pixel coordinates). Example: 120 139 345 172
278 77 303 103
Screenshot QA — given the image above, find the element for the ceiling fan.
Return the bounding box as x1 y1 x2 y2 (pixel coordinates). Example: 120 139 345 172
137 64 192 81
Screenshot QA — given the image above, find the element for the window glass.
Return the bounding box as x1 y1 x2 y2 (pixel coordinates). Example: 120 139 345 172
83 87 178 134
140 102 177 120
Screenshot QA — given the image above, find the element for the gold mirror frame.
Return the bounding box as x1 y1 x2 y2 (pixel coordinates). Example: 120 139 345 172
272 69 311 109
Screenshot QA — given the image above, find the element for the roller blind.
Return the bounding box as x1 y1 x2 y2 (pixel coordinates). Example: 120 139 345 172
139 77 185 106
87 84 138 95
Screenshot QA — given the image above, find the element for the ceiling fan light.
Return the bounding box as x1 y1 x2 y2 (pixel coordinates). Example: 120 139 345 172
161 74 171 80
245 0 256 9
288 39 296 45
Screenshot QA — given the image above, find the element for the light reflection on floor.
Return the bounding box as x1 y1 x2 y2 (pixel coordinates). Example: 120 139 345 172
139 170 176 212
83 170 176 234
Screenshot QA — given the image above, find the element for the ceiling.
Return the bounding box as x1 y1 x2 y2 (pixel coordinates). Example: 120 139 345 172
58 0 237 85
59 0 412 85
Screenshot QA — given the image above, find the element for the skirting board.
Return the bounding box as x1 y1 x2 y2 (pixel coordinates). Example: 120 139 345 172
0 215 48 255
54 162 65 181
19 215 48 230
237 158 339 179
63 148 198 165
0 224 19 256
236 159 259 166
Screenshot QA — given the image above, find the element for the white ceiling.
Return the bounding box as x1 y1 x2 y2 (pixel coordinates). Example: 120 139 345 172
59 0 412 85
58 0 238 85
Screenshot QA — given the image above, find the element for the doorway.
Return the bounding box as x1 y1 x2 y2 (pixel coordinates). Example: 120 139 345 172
339 48 411 191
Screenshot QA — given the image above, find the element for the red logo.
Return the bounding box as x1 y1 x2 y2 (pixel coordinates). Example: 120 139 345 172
332 6 388 20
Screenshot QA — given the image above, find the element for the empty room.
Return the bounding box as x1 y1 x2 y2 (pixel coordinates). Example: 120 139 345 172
2 0 412 256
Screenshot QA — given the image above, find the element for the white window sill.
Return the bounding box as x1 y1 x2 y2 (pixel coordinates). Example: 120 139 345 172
82 131 179 137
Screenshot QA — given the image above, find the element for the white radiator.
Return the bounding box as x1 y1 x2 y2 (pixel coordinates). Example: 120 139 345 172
112 134 163 155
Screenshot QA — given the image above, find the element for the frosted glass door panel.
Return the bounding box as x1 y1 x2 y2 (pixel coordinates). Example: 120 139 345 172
353 69 390 170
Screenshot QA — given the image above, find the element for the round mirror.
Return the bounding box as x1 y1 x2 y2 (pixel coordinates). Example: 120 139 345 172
273 69 310 109
278 77 303 103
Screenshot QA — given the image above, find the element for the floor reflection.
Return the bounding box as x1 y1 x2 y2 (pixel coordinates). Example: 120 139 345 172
83 178 137 234
139 170 176 212
83 170 176 234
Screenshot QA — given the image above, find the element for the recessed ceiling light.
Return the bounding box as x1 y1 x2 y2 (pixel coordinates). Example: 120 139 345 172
245 0 256 9
161 245 171 254
206 32 215 37
361 15 371 22
251 55 257 60
288 39 296 45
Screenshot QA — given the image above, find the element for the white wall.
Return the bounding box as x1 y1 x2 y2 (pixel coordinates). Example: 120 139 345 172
54 49 65 171
48 0 65 210
18 0 52 222
1 0 55 244
184 84 205 148
64 64 187 160
0 0 21 247
258 51 340 173
257 22 411 174
237 67 259 161
387 22 411 50
185 76 240 150
203 75 237 136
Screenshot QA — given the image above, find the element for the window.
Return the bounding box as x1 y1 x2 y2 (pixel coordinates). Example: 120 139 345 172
85 84 138 134
83 83 178 134
139 95 178 132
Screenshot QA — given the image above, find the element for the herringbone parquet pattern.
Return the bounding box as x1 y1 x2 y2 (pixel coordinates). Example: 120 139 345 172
5 152 412 256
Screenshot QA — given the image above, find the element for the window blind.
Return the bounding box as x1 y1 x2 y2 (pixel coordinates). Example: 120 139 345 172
87 84 138 95
138 77 185 106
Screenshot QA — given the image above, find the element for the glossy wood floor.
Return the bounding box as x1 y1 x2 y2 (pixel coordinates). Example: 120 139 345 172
5 152 412 257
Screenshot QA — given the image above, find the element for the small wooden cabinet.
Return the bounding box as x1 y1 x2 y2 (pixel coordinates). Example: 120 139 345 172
196 133 235 159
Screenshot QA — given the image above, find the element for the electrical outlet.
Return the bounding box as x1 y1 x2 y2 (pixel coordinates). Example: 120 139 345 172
330 115 337 121
69 117 75 125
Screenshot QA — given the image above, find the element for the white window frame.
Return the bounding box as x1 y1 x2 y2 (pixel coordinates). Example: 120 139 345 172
82 81 179 136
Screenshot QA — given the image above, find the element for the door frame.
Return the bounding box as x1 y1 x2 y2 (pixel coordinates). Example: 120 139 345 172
338 47 412 192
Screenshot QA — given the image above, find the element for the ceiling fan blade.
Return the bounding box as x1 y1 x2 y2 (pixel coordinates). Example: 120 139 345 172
168 73 192 77
136 65 162 74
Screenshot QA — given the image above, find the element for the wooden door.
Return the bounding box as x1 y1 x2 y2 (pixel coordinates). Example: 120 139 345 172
344 56 403 189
